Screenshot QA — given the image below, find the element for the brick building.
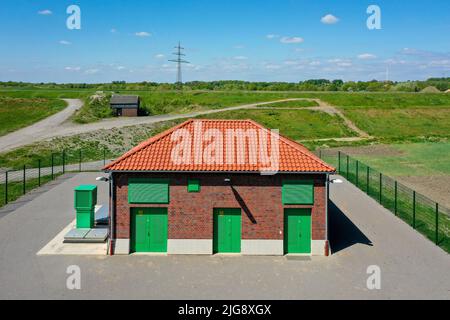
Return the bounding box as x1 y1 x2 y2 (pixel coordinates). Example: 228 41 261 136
104 119 335 256
110 95 140 117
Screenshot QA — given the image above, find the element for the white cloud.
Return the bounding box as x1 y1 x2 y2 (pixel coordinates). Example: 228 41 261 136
321 14 339 24
38 10 52 15
135 32 151 37
116 66 126 71
266 34 280 39
59 40 71 45
233 56 248 60
234 45 245 49
155 54 165 59
85 69 99 75
337 62 352 67
280 36 304 44
309 61 321 66
111 28 117 33
65 67 81 72
358 53 377 60
284 60 299 66
264 64 282 70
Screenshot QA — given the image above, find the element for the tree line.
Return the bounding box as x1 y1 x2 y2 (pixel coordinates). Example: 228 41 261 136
1 78 449 92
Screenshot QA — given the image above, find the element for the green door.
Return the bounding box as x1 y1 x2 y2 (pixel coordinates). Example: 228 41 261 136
284 209 312 254
213 209 241 253
131 208 168 253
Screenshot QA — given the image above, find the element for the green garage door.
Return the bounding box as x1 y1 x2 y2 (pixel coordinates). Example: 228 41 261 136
131 208 168 253
213 209 241 253
284 209 312 254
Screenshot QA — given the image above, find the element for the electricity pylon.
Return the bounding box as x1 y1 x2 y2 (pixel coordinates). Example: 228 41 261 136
168 42 189 87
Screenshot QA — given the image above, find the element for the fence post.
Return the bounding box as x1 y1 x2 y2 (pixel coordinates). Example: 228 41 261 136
435 203 439 245
346 155 349 180
4 171 8 205
51 153 54 180
379 173 382 204
79 150 82 172
38 159 41 187
103 148 106 166
413 191 416 229
338 152 341 174
356 161 359 188
394 181 398 216
23 165 26 195
62 150 66 174
366 167 370 194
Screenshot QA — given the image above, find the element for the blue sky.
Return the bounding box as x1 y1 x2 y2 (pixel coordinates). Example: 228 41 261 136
0 0 449 83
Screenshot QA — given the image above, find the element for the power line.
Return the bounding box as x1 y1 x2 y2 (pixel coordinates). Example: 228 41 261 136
168 42 189 85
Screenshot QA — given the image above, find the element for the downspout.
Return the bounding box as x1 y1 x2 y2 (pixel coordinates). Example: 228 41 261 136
325 173 330 256
108 172 115 256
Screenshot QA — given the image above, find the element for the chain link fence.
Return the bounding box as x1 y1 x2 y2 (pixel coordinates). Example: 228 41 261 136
0 148 116 208
319 149 450 254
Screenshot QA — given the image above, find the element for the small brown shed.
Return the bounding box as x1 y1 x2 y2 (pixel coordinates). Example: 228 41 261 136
110 95 140 117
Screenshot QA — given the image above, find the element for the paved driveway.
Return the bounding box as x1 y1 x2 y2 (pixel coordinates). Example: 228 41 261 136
0 173 448 300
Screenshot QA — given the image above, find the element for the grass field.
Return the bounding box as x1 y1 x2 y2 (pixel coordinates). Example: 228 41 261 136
323 142 450 213
198 109 357 140
339 143 450 177
292 92 450 108
256 100 319 108
0 97 67 137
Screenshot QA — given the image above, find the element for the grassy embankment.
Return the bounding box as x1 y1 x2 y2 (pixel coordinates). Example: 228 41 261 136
0 97 67 137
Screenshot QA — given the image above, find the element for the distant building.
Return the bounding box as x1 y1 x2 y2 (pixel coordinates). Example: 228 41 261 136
110 95 140 117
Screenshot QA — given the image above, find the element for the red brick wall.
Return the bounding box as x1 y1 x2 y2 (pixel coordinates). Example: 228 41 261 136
113 173 327 241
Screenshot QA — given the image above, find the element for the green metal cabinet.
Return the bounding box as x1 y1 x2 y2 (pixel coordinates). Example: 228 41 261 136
284 209 312 254
213 209 241 254
131 208 168 253
74 185 97 229
74 185 97 209
76 208 95 229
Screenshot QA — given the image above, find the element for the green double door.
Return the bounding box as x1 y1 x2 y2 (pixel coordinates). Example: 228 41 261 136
131 208 168 253
213 209 242 253
284 209 312 254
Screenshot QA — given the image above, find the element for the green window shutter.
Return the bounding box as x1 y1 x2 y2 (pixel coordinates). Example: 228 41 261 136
187 179 201 193
283 181 314 205
129 178 170 204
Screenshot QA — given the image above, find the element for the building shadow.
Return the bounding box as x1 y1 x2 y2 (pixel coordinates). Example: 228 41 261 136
231 186 257 224
329 201 373 254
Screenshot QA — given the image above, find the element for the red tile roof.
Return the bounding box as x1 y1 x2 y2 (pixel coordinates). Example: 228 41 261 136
104 119 335 173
